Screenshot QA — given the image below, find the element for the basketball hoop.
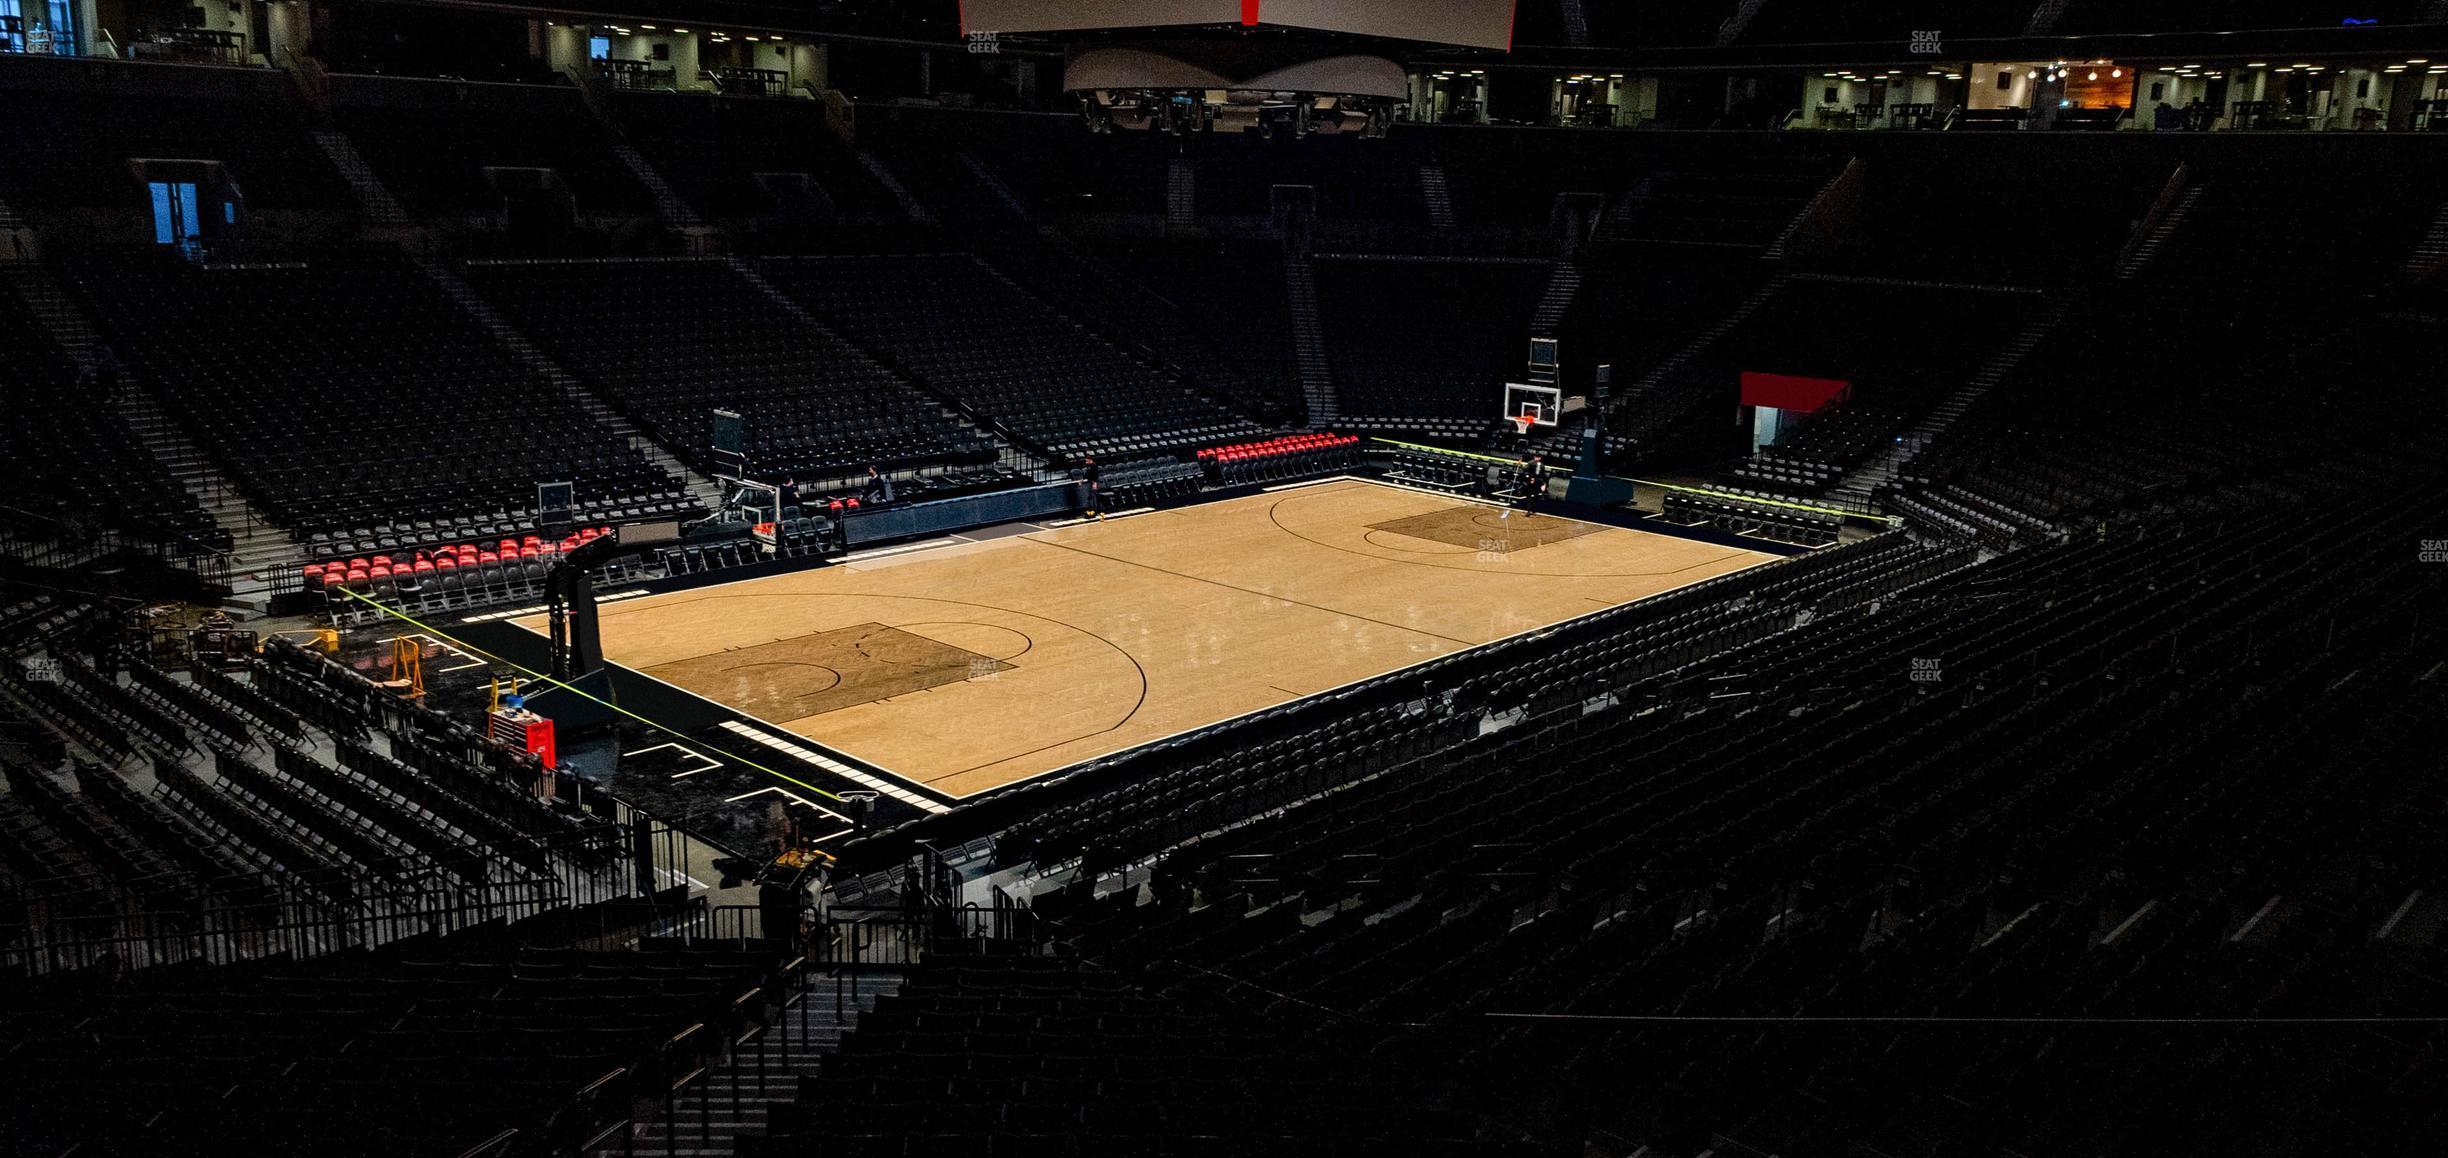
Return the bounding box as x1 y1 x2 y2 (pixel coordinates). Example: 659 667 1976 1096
1509 415 1537 438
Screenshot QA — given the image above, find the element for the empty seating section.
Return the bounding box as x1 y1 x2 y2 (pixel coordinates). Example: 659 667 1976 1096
65 253 685 545
756 254 1262 461
0 286 217 548
1084 238 1305 423
329 74 654 217
872 143 1297 427
1724 404 1897 494
993 475 2447 1154
466 258 992 480
612 91 898 218
1626 278 2034 454
1601 162 1834 247
2140 161 2441 293
1435 130 1654 226
0 629 654 979
1002 235 1302 425
1378 443 1504 492
743 950 1544 1157
1195 133 1429 224
1908 308 2441 526
1660 488 1843 545
0 57 348 213
1842 151 2168 284
1316 258 1548 420
865 105 1171 217
1562 251 1767 394
1895 159 2448 526
987 531 1961 870
0 938 785 1157
1093 459 1203 509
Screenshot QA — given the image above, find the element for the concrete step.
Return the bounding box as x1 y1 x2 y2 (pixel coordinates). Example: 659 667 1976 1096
309 129 410 226
414 257 721 511
592 973 898 1157
1418 164 1456 229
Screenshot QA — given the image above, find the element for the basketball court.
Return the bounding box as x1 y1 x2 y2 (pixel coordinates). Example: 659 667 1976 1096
515 480 1777 798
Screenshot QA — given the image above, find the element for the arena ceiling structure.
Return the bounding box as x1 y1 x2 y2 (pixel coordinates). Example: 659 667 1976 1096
961 0 1518 135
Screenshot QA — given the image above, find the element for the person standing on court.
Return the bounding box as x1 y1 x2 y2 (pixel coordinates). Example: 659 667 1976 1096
1082 456 1103 519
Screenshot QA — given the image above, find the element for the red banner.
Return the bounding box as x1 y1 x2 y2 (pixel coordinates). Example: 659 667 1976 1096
1740 372 1851 413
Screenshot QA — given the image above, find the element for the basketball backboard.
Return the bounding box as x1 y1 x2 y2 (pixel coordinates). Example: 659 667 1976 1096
1503 382 1564 428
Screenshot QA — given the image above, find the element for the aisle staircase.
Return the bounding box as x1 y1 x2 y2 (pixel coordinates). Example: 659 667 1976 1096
2024 0 2075 36
1418 163 1456 229
1165 158 1197 231
1621 273 1790 408
309 129 409 227
115 387 302 606
726 257 1039 470
858 150 935 225
562 65 707 232
1717 0 1772 45
602 972 901 1158
1530 261 1582 333
1826 298 2073 508
1558 0 1591 45
2117 184 2203 280
2399 199 2448 283
1283 255 1338 426
417 258 724 512
1 262 296 605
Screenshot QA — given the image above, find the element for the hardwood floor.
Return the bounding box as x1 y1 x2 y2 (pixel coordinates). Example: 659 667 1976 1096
519 481 1777 798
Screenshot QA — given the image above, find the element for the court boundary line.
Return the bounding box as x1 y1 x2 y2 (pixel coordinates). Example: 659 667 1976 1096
327 586 860 814
517 589 1152 791
549 481 1783 802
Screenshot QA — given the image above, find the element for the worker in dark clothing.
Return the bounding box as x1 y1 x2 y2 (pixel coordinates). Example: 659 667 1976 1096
861 464 894 506
1082 457 1104 519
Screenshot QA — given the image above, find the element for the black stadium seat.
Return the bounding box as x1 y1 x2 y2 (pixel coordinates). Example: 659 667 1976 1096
464 257 995 481
64 252 688 545
757 254 1264 463
5 19 2448 1158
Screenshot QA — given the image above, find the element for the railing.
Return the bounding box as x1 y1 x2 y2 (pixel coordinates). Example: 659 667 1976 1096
2 758 726 976
126 27 245 67
279 45 331 110
0 507 234 590
1764 154 1864 262
2117 162 2191 274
